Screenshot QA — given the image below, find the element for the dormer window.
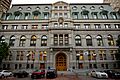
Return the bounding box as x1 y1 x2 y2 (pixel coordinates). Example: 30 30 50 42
81 10 89 19
91 12 98 19
110 12 117 19
45 6 49 10
100 10 108 19
5 13 11 20
81 6 86 10
27 7 31 11
18 7 23 11
14 11 22 20
99 6 104 10
72 6 77 10
90 6 95 10
24 13 30 19
36 7 40 10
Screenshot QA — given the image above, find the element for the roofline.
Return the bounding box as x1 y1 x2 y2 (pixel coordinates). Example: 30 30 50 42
70 3 110 5
12 4 52 6
12 3 110 6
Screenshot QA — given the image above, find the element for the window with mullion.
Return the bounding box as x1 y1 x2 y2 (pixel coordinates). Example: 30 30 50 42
54 34 58 45
86 35 92 46
65 34 69 45
30 36 37 46
75 35 81 46
9 36 15 47
59 34 63 46
41 35 47 46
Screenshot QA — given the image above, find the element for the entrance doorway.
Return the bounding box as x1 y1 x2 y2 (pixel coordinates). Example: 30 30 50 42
56 53 67 71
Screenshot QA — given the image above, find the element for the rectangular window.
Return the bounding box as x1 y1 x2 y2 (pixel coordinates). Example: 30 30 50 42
65 34 69 45
105 24 111 28
73 12 78 19
114 24 120 28
2 25 8 29
64 23 68 27
99 54 103 60
59 23 63 27
92 13 98 19
54 6 58 10
44 13 49 19
74 24 80 29
103 54 107 60
64 6 67 10
54 23 58 27
24 13 29 19
84 24 90 29
54 34 58 46
32 25 38 29
59 13 62 17
22 25 28 29
12 25 17 29
54 13 58 18
64 13 68 18
42 25 48 29
94 24 101 29
59 6 62 10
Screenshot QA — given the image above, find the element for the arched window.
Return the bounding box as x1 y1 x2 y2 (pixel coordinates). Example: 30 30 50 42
107 35 114 46
81 10 89 19
100 10 108 19
0 35 6 42
75 35 81 46
19 35 26 46
96 35 103 46
30 35 37 46
86 35 92 46
32 10 40 19
14 11 22 20
41 35 47 46
9 35 15 46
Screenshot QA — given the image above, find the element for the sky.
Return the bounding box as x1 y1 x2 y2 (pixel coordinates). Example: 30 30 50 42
12 0 103 4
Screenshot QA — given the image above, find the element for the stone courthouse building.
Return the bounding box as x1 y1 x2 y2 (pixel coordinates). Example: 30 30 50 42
0 1 120 71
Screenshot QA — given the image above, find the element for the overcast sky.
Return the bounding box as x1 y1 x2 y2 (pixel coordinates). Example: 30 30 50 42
12 0 103 4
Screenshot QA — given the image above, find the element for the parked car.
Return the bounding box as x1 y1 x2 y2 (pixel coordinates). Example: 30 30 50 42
104 70 120 79
13 70 29 78
0 70 13 78
90 70 108 79
46 69 57 79
31 69 45 79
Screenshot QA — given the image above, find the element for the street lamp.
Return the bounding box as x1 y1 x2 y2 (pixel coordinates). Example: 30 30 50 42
92 53 97 68
26 53 30 69
76 53 80 69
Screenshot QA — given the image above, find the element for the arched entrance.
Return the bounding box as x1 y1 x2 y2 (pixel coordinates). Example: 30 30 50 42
56 53 67 71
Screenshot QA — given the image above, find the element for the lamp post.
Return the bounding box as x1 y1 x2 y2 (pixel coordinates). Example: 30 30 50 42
26 53 30 69
76 53 80 69
93 53 97 68
88 53 91 69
